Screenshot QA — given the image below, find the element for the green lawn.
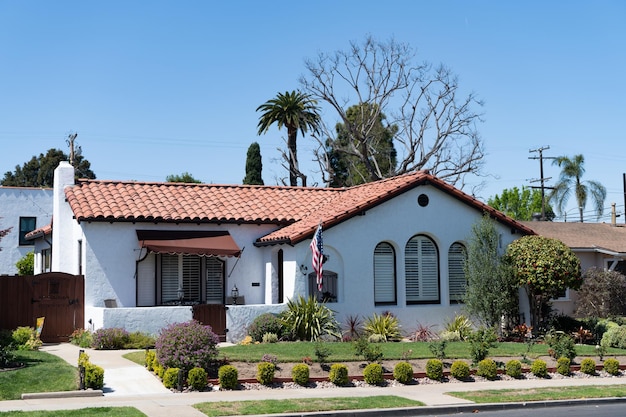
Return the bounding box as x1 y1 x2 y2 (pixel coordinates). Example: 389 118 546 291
193 396 423 416
448 384 626 403
0 407 146 417
0 351 78 400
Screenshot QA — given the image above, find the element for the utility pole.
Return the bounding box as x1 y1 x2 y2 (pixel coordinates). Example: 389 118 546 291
529 146 555 221
66 133 78 166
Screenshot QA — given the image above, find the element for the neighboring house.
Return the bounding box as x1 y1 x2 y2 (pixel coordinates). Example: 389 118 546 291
521 220 626 316
29 161 533 342
0 186 53 275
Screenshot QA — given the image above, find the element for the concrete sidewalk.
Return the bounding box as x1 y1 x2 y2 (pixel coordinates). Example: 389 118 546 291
1 343 625 417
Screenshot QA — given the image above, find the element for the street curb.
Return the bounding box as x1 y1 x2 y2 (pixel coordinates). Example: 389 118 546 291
21 390 104 399
246 396 626 417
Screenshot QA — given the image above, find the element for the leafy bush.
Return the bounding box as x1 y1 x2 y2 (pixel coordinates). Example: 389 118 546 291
363 363 384 385
363 312 401 342
545 331 576 360
156 320 219 372
468 327 498 364
505 359 522 378
580 358 596 375
556 357 571 376
575 268 626 318
69 329 93 348
600 325 626 349
16 251 34 275
328 363 349 386
393 362 413 384
353 337 383 363
145 350 156 371
291 363 310 386
126 331 156 349
260 353 278 365
603 358 620 376
91 327 129 350
425 359 443 381
163 367 180 389
12 326 35 347
444 314 473 341
187 367 208 391
262 332 279 343
280 296 340 341
428 340 447 359
476 359 498 380
153 363 164 379
85 362 105 389
256 362 276 385
248 313 285 342
218 365 239 390
531 359 547 378
314 342 331 363
450 360 470 380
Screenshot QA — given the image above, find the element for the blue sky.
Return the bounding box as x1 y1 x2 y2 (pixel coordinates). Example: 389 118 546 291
1 1 624 222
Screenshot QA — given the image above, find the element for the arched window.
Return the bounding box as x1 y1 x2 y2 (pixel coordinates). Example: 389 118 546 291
374 242 396 305
448 242 467 303
405 235 439 304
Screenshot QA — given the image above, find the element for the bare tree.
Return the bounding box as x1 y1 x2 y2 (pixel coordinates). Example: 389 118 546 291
300 35 485 187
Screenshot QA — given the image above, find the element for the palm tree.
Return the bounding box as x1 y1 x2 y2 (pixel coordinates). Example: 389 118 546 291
257 91 321 186
550 154 606 222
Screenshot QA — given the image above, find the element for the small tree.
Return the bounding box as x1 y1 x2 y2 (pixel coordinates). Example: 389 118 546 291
464 214 518 333
16 252 34 275
243 142 264 185
575 267 626 318
165 172 201 183
505 235 581 330
488 186 555 221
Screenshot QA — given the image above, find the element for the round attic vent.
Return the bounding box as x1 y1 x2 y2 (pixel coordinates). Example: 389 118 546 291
417 193 429 207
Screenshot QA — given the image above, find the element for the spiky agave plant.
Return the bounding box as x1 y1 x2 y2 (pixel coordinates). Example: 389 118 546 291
363 312 401 342
280 295 340 341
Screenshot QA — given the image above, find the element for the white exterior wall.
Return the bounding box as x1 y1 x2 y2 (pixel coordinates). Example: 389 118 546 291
0 187 53 275
288 185 526 333
52 162 82 274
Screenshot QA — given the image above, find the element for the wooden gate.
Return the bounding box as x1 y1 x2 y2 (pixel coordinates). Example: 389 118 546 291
0 273 84 343
192 304 227 342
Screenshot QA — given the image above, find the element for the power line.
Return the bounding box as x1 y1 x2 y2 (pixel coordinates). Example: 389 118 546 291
528 146 556 221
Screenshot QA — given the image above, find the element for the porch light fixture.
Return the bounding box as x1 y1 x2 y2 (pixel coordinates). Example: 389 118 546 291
231 285 239 305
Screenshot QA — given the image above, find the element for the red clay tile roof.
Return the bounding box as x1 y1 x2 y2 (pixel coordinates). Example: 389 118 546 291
521 221 626 253
65 171 533 245
25 222 52 240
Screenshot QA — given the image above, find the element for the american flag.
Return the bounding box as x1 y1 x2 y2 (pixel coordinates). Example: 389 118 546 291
310 223 324 292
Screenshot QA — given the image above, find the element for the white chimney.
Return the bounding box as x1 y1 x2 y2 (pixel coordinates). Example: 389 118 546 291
51 161 76 272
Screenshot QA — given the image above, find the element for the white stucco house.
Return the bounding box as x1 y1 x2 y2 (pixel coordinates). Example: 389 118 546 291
0 186 53 275
28 161 535 342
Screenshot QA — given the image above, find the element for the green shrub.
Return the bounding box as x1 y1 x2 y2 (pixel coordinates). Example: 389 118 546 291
505 359 522 378
126 331 156 349
556 357 571 376
444 314 473 341
256 362 276 385
314 342 331 363
156 320 219 372
187 367 208 391
600 325 626 349
545 331 577 360
363 312 401 342
248 313 285 342
12 326 35 348
393 361 413 384
291 363 310 386
468 327 498 364
603 358 620 376
156 363 166 379
328 363 349 386
69 329 93 348
162 367 180 389
16 251 34 275
363 363 384 385
353 337 383 363
85 362 105 389
425 359 443 381
218 365 239 390
145 350 156 371
531 359 547 378
476 358 498 380
262 332 279 343
580 358 596 375
450 360 470 380
428 340 447 359
91 327 130 350
280 295 341 341
260 354 278 365
78 351 90 368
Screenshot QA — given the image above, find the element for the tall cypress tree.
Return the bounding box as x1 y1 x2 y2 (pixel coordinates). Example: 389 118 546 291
243 142 264 185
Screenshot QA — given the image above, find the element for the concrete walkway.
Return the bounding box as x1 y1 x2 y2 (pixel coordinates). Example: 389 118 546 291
1 343 625 417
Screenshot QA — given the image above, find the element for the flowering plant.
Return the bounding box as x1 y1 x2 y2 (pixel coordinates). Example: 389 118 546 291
155 320 219 372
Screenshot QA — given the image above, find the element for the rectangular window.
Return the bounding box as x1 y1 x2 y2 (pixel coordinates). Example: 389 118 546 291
309 271 338 302
42 248 51 273
160 254 206 305
77 240 83 275
19 217 36 246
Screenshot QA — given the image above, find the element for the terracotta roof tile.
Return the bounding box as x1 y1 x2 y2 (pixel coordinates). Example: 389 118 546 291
65 172 532 245
521 221 626 253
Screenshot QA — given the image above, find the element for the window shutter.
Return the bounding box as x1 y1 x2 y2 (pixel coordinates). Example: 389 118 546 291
206 257 224 304
374 243 396 304
405 235 439 303
448 243 466 303
182 255 201 302
161 254 179 303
